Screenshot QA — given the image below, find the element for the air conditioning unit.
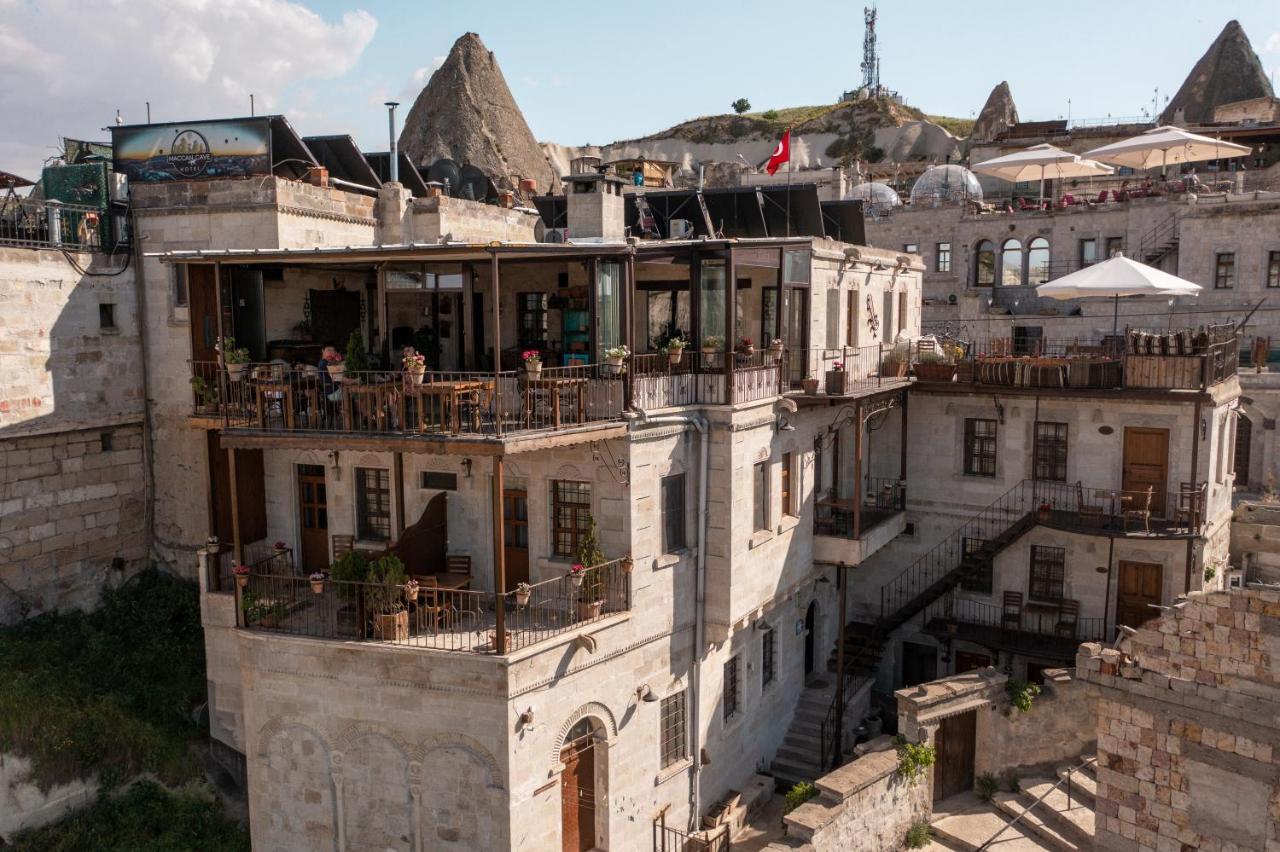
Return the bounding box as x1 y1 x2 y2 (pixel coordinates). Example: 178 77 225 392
543 227 568 244
669 218 694 239
109 172 129 203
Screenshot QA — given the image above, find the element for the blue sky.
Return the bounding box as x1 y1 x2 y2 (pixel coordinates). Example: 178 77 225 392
1 1 1278 179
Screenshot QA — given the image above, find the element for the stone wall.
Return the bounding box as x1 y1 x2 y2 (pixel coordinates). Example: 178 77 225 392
1077 589 1280 852
975 668 1098 779
782 736 931 852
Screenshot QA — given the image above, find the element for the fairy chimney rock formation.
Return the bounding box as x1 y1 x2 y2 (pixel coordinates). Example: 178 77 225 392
1161 20 1275 125
970 82 1019 144
398 33 559 193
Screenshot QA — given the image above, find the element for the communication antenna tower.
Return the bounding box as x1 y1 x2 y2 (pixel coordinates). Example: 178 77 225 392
860 5 880 94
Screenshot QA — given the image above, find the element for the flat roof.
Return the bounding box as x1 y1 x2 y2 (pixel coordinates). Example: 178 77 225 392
150 236 818 265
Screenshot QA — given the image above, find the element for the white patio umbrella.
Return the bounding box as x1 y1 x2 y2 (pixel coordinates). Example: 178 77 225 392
1082 125 1251 178
1035 253 1201 335
972 143 1114 203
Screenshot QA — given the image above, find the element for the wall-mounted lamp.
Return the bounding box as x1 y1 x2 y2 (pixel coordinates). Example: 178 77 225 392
461 458 473 478
754 617 774 632
518 708 536 730
636 684 659 703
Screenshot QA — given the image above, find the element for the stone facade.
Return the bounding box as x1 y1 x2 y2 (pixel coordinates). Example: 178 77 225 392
0 246 147 622
1078 588 1280 852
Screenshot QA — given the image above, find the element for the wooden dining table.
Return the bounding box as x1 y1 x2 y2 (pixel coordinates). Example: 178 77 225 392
401 380 493 435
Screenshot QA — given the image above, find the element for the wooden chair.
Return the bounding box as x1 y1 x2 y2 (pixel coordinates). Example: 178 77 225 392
414 576 452 632
1075 482 1104 528
332 534 354 559
1001 591 1023 631
1123 486 1154 533
446 554 472 579
1174 482 1200 530
1055 599 1080 639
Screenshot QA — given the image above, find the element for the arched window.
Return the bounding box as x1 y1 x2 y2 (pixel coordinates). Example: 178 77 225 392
1027 238 1051 285
1000 239 1023 286
974 240 995 287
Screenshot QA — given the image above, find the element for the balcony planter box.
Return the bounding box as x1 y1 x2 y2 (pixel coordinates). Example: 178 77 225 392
576 600 604 621
881 359 908 378
913 363 957 382
374 610 409 642
825 369 848 395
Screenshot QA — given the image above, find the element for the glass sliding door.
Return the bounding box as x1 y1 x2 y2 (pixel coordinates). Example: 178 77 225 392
595 260 621 357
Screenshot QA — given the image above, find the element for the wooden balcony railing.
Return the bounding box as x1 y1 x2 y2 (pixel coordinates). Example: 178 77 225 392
233 557 632 655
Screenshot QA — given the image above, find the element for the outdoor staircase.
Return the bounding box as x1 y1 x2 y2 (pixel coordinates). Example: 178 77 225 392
827 480 1044 686
769 676 838 786
1138 213 1179 266
931 756 1098 851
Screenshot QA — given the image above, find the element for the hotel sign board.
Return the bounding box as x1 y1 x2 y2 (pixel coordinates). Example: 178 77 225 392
112 119 271 182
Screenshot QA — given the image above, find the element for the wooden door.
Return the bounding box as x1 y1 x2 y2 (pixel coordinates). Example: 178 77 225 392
1117 561 1163 628
208 431 267 547
804 602 817 675
1235 414 1253 488
902 641 938 688
1123 427 1170 516
560 736 595 852
188 265 220 363
297 465 329 572
933 710 977 803
503 489 529 589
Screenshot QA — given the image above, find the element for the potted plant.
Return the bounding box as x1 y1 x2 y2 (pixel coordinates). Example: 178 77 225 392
514 582 532 607
738 337 755 355
620 556 633 574
322 349 345 383
273 539 288 553
233 564 250 588
403 578 420 603
768 338 785 363
881 353 908 378
664 336 687 366
344 329 370 383
1037 502 1052 522
522 349 542 378
913 350 957 382
402 347 426 385
365 555 410 641
701 335 723 356
309 571 327 595
603 344 629 375
574 519 607 621
802 376 820 395
825 360 848 395
206 535 222 554
218 337 251 381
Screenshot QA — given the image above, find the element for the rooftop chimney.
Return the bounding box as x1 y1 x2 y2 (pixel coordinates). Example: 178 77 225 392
563 173 626 241
385 102 400 184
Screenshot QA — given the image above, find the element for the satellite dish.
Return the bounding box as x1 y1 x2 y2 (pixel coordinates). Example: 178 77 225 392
458 164 495 203
426 159 461 196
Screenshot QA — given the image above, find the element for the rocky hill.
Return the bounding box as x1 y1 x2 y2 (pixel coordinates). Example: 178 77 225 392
1161 20 1275 124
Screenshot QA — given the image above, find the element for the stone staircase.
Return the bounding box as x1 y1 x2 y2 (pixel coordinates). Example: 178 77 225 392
768 677 838 786
930 757 1098 851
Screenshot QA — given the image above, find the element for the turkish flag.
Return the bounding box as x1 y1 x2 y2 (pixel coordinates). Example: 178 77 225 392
765 129 791 175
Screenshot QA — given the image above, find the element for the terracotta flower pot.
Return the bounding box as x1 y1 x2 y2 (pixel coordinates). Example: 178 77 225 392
408 368 425 385
802 378 820 395
825 370 849 396
226 363 247 382
235 574 249 589
525 363 542 379
668 349 684 366
374 610 409 642
576 600 604 621
309 578 325 595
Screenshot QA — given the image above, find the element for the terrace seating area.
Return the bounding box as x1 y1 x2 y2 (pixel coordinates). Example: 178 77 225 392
814 478 906 540
924 592 1108 662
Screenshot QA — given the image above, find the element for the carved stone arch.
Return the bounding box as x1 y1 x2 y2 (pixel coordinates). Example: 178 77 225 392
349 450 390 469
420 733 504 790
255 716 335 760
552 701 618 765
332 722 422 762
292 448 328 466
554 463 584 480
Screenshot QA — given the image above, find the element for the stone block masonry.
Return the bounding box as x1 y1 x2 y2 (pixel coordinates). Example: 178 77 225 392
1077 588 1280 852
0 423 147 623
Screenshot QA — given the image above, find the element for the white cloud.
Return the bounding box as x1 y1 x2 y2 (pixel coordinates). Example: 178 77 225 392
0 0 377 179
397 57 446 102
1265 31 1280 53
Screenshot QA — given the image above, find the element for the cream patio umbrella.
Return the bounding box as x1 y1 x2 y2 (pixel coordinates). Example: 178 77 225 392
972 143 1114 203
1035 253 1201 335
1082 125 1251 178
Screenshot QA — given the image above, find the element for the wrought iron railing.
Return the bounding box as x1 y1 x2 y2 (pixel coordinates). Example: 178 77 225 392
813 478 905 539
0 198 107 250
818 670 872 772
189 361 625 437
926 594 1106 644
652 821 728 852
235 558 631 655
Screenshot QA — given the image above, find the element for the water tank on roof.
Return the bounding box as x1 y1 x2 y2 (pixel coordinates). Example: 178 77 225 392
908 164 982 206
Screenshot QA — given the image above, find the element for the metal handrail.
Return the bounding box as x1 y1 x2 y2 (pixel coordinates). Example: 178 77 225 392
977 756 1096 850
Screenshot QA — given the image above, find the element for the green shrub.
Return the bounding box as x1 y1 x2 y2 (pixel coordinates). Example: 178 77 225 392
783 781 818 813
1006 772 1021 794
344 328 370 374
365 555 408 615
1006 680 1042 714
762 109 779 121
9 780 248 852
976 772 999 801
905 820 931 848
0 569 206 791
895 738 936 785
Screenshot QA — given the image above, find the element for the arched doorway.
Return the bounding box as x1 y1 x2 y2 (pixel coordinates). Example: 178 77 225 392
804 601 817 676
560 719 598 852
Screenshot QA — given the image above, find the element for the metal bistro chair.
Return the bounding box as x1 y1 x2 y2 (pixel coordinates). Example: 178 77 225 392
1174 482 1200 531
1055 599 1080 639
1075 482 1104 528
1122 486 1154 534
1001 591 1023 631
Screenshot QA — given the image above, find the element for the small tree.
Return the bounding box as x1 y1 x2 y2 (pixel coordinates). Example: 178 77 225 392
345 328 370 375
576 518 606 603
364 555 408 615
731 98 751 115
